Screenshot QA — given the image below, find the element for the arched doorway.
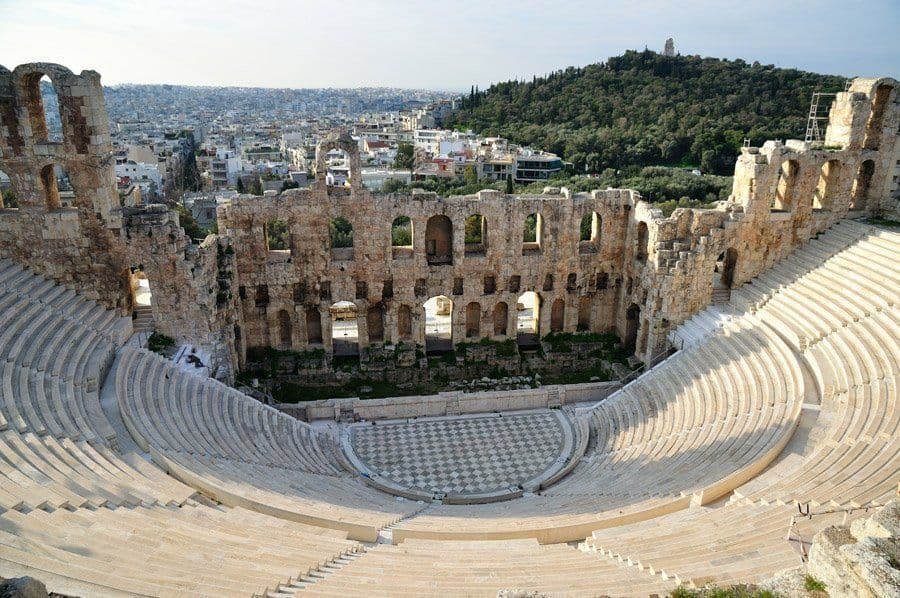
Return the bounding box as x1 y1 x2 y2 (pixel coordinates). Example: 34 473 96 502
423 295 452 353
851 160 875 211
516 291 540 348
550 298 565 332
715 248 738 290
367 304 384 343
397 304 413 341
492 302 508 336
465 302 481 338
305 307 323 344
624 304 641 355
330 301 359 356
277 309 292 350
425 215 453 265
577 296 592 331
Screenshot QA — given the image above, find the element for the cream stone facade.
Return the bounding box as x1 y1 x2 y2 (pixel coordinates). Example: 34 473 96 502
1 64 898 375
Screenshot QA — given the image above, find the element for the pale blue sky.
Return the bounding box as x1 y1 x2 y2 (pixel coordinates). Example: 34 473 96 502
1 0 898 89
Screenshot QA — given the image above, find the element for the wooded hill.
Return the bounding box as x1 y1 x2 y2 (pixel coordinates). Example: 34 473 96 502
446 50 847 174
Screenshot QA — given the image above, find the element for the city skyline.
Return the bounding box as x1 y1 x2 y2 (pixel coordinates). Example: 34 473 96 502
2 0 899 90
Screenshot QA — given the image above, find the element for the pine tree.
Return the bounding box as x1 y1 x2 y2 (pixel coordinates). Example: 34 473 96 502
505 174 513 194
236 178 245 193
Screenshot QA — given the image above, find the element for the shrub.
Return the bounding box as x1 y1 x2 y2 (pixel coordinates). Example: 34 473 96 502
804 575 826 592
147 332 175 354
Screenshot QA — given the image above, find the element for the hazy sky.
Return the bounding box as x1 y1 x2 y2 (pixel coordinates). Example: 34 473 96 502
2 0 898 90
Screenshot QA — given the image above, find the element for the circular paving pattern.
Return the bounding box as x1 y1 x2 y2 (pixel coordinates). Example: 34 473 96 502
344 410 574 503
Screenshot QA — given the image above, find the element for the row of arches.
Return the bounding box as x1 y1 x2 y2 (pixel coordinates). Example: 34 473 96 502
771 158 876 212
0 164 72 211
2 66 93 153
286 212 605 263
267 291 602 355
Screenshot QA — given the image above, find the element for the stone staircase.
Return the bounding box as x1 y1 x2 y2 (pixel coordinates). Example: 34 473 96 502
376 500 440 544
265 549 368 596
131 304 153 333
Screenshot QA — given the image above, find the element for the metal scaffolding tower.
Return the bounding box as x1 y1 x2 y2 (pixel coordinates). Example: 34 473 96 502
805 92 837 143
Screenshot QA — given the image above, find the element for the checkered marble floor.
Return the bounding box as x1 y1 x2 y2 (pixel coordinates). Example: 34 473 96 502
349 411 566 496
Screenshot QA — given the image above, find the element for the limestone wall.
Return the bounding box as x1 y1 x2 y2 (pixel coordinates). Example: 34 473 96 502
1 63 897 374
278 381 621 422
0 63 129 309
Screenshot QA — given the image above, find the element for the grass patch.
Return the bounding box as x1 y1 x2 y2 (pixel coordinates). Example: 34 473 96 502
868 216 900 228
804 575 826 592
670 585 778 598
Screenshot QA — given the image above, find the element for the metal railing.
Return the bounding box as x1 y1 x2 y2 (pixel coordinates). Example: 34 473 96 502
785 499 890 561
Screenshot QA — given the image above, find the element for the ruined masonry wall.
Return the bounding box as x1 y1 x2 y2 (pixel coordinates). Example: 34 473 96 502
1 63 898 374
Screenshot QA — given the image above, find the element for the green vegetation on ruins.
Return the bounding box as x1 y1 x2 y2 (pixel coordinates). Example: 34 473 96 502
382 166 731 214
242 332 628 403
447 49 846 175
147 332 175 355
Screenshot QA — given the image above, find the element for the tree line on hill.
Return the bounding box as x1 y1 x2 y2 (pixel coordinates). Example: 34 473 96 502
446 50 847 176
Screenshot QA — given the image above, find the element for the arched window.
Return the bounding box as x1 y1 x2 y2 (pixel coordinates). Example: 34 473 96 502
464 214 486 255
330 301 359 355
24 73 63 144
306 306 323 344
424 295 452 352
523 213 541 252
330 217 353 248
635 222 649 262
367 304 384 343
851 160 875 211
579 211 600 247
425 215 453 265
391 215 413 247
277 309 292 349
397 304 413 341
550 298 565 332
0 169 16 209
864 84 894 150
516 291 540 347
493 302 508 336
813 160 841 211
772 160 799 212
39 164 61 211
266 219 290 252
465 302 481 338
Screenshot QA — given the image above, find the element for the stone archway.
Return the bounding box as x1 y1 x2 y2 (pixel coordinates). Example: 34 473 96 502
306 306 323 344
493 302 509 336
516 291 540 348
772 159 799 212
424 295 452 353
550 298 565 332
465 301 481 338
330 301 359 355
277 309 292 350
